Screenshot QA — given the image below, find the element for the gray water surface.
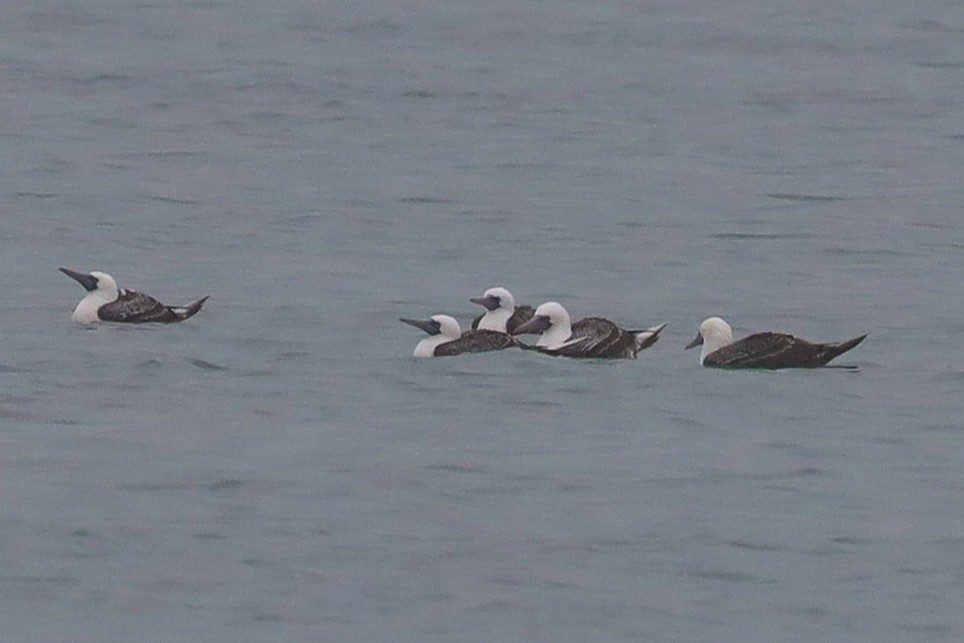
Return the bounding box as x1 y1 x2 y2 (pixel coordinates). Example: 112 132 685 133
2 1 964 641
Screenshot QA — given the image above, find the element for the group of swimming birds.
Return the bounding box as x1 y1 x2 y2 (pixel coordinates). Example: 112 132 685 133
401 286 868 368
58 269 867 369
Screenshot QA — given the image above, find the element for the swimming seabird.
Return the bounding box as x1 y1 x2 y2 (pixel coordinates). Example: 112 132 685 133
469 287 535 334
400 314 519 357
685 316 867 368
512 301 666 359
60 268 209 324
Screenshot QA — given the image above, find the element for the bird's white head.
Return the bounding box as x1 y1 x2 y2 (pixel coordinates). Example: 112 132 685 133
399 313 463 357
534 302 570 326
431 314 462 340
470 287 516 332
59 268 120 323
87 271 118 297
686 316 734 364
483 287 515 310
513 301 572 347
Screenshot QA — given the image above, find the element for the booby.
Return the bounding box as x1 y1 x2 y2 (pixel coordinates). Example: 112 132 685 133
400 314 519 357
60 268 209 324
469 287 535 334
685 317 867 368
512 301 666 359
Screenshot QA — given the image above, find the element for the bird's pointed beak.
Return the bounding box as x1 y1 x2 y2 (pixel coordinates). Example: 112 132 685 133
512 315 551 336
684 333 703 350
399 317 441 336
470 295 501 311
59 267 99 292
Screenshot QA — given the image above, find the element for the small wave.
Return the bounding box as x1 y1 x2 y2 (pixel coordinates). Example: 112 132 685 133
914 61 964 70
118 150 202 158
827 535 883 545
760 192 852 202
145 195 201 205
187 358 228 372
208 478 246 491
690 569 773 584
0 575 77 585
121 478 247 492
918 423 963 434
13 192 59 199
711 232 817 240
0 406 31 420
822 246 910 258
423 463 485 474
728 540 787 552
396 196 453 204
402 89 435 99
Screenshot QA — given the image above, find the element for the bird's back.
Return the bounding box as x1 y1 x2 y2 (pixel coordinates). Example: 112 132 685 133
434 330 518 356
543 317 636 358
98 290 180 323
704 332 866 368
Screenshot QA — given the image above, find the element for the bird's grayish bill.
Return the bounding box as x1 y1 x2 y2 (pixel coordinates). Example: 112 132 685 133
470 295 501 311
512 315 551 335
399 317 442 336
59 267 99 292
684 334 703 350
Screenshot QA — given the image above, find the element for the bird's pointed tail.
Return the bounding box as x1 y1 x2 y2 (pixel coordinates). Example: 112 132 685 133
821 334 867 364
171 295 210 321
633 322 667 351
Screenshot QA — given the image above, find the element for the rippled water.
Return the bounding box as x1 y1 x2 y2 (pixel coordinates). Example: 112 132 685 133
2 0 964 640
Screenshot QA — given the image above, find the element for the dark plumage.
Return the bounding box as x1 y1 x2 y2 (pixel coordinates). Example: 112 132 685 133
400 314 520 357
60 268 208 324
513 302 665 359
703 333 867 368
434 330 520 356
99 290 209 323
686 317 866 369
539 317 640 359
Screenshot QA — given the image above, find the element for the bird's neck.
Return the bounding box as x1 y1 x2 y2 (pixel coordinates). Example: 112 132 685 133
477 308 511 332
700 330 733 364
413 335 450 358
537 320 572 348
72 291 112 323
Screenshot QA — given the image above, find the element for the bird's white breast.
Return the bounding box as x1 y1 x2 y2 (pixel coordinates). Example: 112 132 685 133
413 336 448 358
71 294 104 323
477 309 511 333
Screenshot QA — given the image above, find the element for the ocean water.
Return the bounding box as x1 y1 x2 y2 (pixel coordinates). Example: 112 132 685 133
2 0 964 641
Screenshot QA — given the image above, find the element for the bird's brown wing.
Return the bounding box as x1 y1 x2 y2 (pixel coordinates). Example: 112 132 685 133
98 290 180 323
